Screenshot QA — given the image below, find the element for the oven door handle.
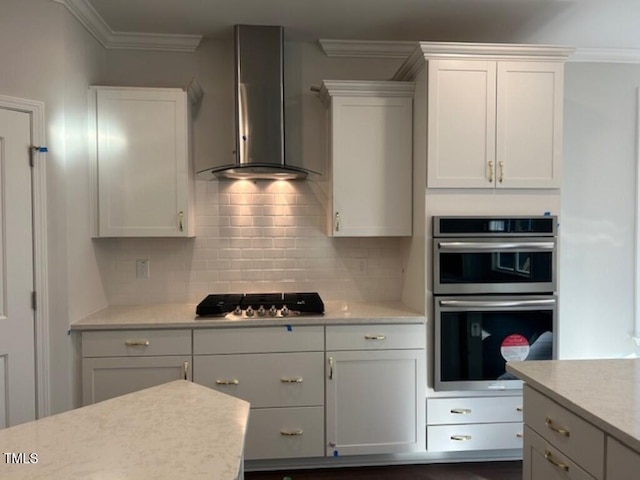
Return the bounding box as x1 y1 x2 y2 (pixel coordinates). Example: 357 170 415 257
438 241 555 251
439 299 556 308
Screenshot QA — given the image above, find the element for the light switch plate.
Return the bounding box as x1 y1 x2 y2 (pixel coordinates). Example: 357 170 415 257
136 259 150 279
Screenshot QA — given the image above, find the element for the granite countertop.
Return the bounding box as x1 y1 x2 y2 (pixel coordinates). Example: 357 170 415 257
70 300 426 331
506 358 640 453
0 380 250 480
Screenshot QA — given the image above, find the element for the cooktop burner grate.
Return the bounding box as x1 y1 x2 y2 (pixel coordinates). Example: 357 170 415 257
196 292 324 318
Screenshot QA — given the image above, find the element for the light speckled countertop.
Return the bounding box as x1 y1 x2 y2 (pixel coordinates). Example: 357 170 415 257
70 300 425 330
0 380 249 480
507 358 640 453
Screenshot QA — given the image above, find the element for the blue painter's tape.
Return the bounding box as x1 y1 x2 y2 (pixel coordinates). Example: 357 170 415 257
544 211 550 216
286 325 292 332
333 450 339 457
38 147 48 153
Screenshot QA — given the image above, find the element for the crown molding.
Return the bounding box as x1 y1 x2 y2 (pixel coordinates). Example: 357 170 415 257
317 80 415 106
60 0 201 52
570 48 640 63
320 39 640 64
319 39 417 59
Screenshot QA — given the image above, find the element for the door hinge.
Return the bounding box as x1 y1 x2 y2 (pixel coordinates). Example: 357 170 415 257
31 291 37 311
29 146 48 167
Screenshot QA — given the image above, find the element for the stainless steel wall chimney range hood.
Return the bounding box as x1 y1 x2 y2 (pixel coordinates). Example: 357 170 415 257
197 25 317 181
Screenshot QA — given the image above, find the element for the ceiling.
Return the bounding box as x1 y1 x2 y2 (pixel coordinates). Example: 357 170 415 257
84 0 640 50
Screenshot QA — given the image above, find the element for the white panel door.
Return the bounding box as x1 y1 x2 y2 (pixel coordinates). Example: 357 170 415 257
427 59 497 188
0 108 36 428
496 61 563 188
325 349 425 456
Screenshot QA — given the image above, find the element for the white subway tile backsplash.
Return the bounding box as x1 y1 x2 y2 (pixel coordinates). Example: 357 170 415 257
97 180 405 305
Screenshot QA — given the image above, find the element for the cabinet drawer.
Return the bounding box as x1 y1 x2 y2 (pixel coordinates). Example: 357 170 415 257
524 385 604 479
326 324 425 350
193 326 324 354
524 426 597 480
427 396 523 425
607 437 640 480
244 407 324 460
427 422 524 452
193 352 324 408
82 329 191 357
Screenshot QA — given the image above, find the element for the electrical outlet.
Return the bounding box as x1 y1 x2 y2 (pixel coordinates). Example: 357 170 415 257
136 259 150 279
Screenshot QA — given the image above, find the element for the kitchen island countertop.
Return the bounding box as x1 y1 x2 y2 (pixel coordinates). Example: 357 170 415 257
0 380 249 480
507 358 640 454
70 300 425 331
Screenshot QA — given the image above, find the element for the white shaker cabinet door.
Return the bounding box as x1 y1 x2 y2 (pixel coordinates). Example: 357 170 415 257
92 87 193 237
325 349 426 456
496 61 563 189
427 59 497 188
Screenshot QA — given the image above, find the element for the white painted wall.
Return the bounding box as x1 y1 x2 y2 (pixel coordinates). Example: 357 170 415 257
559 62 640 359
0 0 107 414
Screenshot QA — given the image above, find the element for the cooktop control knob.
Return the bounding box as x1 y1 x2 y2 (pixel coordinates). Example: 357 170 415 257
233 305 242 316
246 306 254 317
257 305 266 317
281 305 289 317
268 305 278 317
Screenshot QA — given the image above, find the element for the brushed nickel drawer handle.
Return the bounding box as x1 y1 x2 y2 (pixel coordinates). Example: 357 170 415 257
124 340 150 347
545 450 569 472
364 335 386 341
450 408 472 415
183 361 189 380
328 357 334 380
516 432 524 438
281 377 304 383
545 417 570 437
450 435 472 441
280 429 304 436
516 406 524 412
215 379 239 385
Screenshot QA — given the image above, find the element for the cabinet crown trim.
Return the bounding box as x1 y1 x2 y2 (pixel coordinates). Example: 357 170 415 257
318 80 415 106
393 42 575 81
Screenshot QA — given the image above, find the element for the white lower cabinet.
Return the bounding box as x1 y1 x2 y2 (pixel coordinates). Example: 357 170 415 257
193 326 325 461
80 329 192 405
606 437 640 480
325 324 426 456
426 396 523 452
244 407 325 460
524 425 595 480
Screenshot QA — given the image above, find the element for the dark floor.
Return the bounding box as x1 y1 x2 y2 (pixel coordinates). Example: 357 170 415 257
245 461 522 480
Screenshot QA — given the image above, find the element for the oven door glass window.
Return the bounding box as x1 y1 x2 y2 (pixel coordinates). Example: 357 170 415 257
437 301 554 389
435 240 555 294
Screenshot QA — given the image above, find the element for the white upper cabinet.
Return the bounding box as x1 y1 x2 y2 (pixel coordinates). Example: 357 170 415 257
89 84 201 237
319 81 414 237
395 43 572 189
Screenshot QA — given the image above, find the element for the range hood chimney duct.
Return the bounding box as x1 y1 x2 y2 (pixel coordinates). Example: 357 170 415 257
198 25 316 180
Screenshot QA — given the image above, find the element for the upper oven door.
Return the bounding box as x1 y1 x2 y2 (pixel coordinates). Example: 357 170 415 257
433 237 556 295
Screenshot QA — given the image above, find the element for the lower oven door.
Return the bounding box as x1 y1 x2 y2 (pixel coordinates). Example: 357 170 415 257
434 295 556 391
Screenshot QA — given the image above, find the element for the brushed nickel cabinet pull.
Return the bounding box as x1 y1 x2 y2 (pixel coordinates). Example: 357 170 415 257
544 450 569 472
179 211 184 232
328 357 334 380
488 160 494 182
280 429 304 436
183 361 189 380
215 379 239 386
124 340 150 347
516 406 524 412
281 377 304 383
364 335 386 341
450 435 472 441
545 417 570 437
516 432 524 438
499 161 504 183
335 212 340 232
450 408 472 415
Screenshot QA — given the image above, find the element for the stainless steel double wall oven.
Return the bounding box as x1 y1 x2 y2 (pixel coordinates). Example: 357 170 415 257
432 216 557 391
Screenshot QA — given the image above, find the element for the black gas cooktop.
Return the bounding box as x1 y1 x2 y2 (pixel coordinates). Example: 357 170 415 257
196 292 324 318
